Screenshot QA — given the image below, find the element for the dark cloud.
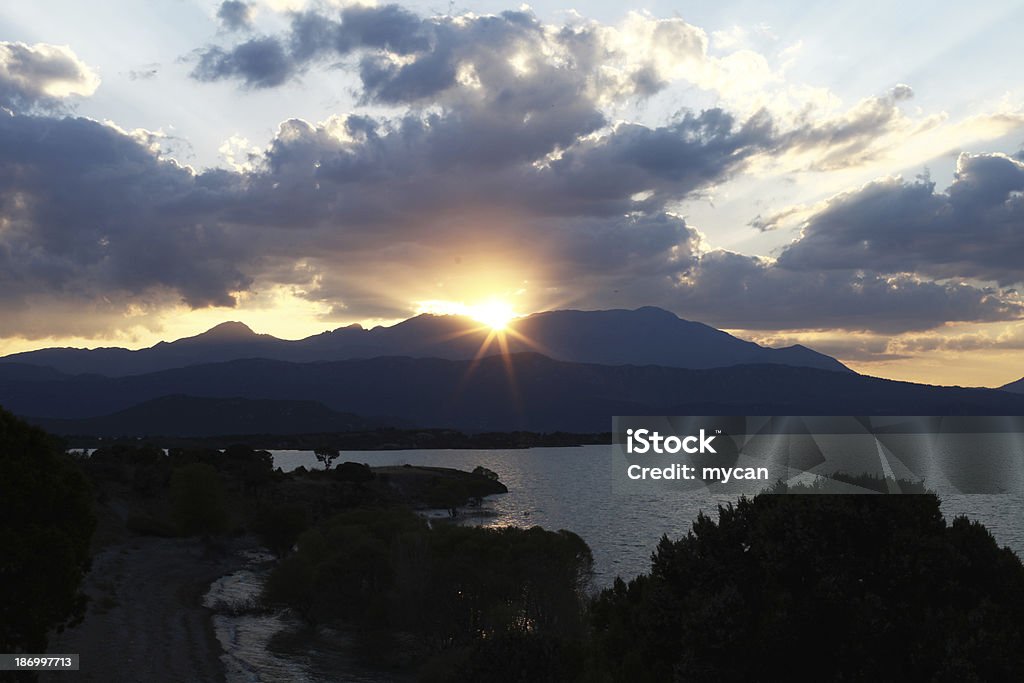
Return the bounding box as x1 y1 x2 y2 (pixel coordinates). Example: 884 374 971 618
4 8 1021 341
778 153 1024 285
191 6 656 105
191 37 293 88
217 1 254 32
661 251 1022 334
0 115 252 319
540 110 773 216
4 95 1020 338
194 4 433 94
0 97 754 337
0 42 99 113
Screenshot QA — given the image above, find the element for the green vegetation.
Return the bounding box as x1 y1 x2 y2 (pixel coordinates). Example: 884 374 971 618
0 408 95 654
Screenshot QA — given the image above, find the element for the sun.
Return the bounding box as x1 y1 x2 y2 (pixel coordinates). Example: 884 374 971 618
414 298 521 331
468 300 517 330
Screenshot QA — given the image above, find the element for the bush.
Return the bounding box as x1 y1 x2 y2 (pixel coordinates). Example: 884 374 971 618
589 493 1024 682
333 461 374 484
261 507 594 673
0 408 95 653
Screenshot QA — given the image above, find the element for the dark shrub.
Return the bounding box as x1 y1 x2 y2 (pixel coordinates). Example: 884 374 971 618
333 461 374 484
589 493 1024 682
0 408 95 653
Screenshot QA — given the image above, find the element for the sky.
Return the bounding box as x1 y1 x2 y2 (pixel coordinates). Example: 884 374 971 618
1 0 1023 387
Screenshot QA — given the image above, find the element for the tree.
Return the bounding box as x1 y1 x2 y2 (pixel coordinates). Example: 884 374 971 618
313 447 340 471
0 408 95 653
589 492 1024 681
333 461 374 484
260 507 594 679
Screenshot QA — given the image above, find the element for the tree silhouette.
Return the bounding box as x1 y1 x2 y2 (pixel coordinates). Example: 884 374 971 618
313 446 340 471
0 407 95 654
590 491 1024 681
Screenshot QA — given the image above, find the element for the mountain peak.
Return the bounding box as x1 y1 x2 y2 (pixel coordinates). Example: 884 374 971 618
197 321 257 340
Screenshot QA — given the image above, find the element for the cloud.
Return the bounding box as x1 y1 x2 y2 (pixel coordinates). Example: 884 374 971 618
661 251 1023 334
894 324 1024 354
778 153 1024 286
192 4 433 91
776 85 916 170
192 37 293 88
743 331 911 363
0 42 100 112
3 85 1020 339
127 64 160 81
186 6 931 180
0 96 748 337
4 5 1023 342
218 1 255 32
0 115 253 325
0 86 790 338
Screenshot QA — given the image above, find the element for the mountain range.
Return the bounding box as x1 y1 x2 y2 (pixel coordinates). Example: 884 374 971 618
5 353 1024 435
29 395 394 437
0 307 848 377
4 307 1023 437
1001 377 1024 394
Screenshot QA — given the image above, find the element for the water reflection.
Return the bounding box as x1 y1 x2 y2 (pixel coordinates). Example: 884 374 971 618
271 446 1024 585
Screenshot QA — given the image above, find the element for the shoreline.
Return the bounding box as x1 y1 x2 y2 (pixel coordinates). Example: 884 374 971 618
41 535 259 683
61 428 613 452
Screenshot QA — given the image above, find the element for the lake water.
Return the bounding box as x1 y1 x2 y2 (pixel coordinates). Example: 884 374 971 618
270 445 1024 585
205 445 1024 682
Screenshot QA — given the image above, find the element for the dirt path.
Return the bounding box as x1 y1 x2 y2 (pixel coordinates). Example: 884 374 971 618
41 536 254 683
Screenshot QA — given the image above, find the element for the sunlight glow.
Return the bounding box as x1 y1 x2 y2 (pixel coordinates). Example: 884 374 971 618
416 299 520 331
469 300 517 330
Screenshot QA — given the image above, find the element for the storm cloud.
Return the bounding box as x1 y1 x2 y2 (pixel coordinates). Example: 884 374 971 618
0 115 253 324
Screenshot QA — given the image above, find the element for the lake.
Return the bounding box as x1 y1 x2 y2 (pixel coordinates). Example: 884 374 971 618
270 445 1024 585
205 444 1024 682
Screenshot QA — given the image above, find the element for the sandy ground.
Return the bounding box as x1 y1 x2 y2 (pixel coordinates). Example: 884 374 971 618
41 536 254 683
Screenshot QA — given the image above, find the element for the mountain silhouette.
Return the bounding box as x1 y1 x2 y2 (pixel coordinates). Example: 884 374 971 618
0 307 848 377
1002 377 1024 393
5 353 1024 434
28 395 394 437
